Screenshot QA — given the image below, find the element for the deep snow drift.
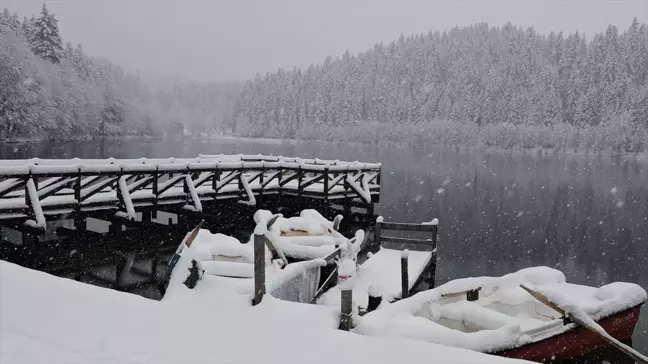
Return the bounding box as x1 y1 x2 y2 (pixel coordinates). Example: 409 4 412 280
0 258 530 364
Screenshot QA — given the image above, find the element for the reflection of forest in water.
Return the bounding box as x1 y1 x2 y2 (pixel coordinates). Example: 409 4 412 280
3 138 647 351
379 149 647 290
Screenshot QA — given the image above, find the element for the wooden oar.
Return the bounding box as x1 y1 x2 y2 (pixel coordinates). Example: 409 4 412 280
157 220 204 296
520 284 648 364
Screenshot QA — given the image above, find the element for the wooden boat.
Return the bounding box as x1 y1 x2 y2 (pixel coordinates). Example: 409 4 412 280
354 267 647 363
495 303 642 361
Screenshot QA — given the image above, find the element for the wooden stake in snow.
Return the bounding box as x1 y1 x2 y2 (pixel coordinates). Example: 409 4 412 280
401 249 409 299
520 284 648 364
338 259 356 331
252 229 267 306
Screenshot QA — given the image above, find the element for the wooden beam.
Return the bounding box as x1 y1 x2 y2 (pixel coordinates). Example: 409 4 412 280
80 176 118 201
378 222 437 232
37 177 74 200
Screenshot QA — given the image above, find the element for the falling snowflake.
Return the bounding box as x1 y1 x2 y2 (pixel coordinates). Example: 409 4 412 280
610 187 618 194
616 201 625 208
436 188 445 194
465 182 471 187
414 195 423 202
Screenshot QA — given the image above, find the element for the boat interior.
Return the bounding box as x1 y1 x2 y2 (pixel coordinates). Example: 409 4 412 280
415 288 563 334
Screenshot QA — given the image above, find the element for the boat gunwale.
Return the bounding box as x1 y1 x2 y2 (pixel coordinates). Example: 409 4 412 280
490 303 644 358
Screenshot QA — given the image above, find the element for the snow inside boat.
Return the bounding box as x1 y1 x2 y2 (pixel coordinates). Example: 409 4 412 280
353 267 647 362
185 209 354 301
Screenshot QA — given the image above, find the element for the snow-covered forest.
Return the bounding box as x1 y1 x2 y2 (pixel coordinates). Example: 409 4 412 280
0 5 238 139
234 21 648 152
2 5 647 152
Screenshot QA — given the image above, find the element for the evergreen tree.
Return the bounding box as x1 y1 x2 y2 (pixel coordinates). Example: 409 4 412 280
233 19 648 137
30 4 64 64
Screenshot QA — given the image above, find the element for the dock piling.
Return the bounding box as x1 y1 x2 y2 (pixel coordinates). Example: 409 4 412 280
252 232 266 306
401 249 409 299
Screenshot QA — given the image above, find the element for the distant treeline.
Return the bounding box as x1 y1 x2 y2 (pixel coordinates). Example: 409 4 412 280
0 5 238 139
2 5 647 152
233 21 648 151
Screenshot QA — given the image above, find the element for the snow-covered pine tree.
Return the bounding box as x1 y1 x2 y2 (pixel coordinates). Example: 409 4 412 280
23 16 36 42
0 8 10 27
30 4 64 64
9 12 20 31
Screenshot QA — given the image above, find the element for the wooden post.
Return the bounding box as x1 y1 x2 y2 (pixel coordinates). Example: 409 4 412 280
109 220 123 288
166 217 174 242
73 217 86 281
297 166 303 198
152 169 159 219
258 168 264 208
252 233 266 306
338 259 355 331
429 218 439 289
323 168 329 204
339 289 353 331
151 245 159 282
22 231 38 267
467 289 479 301
142 209 152 224
401 249 409 299
431 219 438 249
367 285 383 313
115 253 128 290
374 216 383 252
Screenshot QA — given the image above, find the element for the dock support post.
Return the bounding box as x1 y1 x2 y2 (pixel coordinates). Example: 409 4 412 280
339 289 353 331
373 216 383 253
73 217 86 281
401 249 409 299
428 219 439 289
338 259 355 331
109 220 126 290
22 231 38 267
252 232 266 306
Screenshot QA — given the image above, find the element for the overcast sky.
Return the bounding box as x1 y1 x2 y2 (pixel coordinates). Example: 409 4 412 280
2 0 646 83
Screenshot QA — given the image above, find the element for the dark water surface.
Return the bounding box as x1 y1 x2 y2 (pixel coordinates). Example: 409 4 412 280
2 138 647 357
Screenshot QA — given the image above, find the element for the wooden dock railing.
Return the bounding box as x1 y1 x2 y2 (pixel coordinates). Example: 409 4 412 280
0 155 381 229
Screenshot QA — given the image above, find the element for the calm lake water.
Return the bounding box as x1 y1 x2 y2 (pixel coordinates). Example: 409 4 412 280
2 137 647 357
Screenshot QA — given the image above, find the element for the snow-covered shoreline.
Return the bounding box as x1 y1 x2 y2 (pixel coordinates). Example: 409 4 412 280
0 259 530 364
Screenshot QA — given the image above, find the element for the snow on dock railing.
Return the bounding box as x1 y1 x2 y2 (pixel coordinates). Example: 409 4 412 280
0 155 381 225
0 155 381 176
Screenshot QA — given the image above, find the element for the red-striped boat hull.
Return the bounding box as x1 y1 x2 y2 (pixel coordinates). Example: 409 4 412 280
496 305 643 362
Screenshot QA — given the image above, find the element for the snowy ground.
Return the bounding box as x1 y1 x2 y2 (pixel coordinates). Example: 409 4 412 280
0 257 531 364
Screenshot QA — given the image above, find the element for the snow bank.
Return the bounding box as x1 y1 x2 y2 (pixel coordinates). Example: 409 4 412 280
0 260 529 364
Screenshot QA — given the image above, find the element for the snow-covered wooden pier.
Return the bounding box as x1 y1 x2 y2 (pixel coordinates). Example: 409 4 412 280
0 154 381 226
0 154 381 293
